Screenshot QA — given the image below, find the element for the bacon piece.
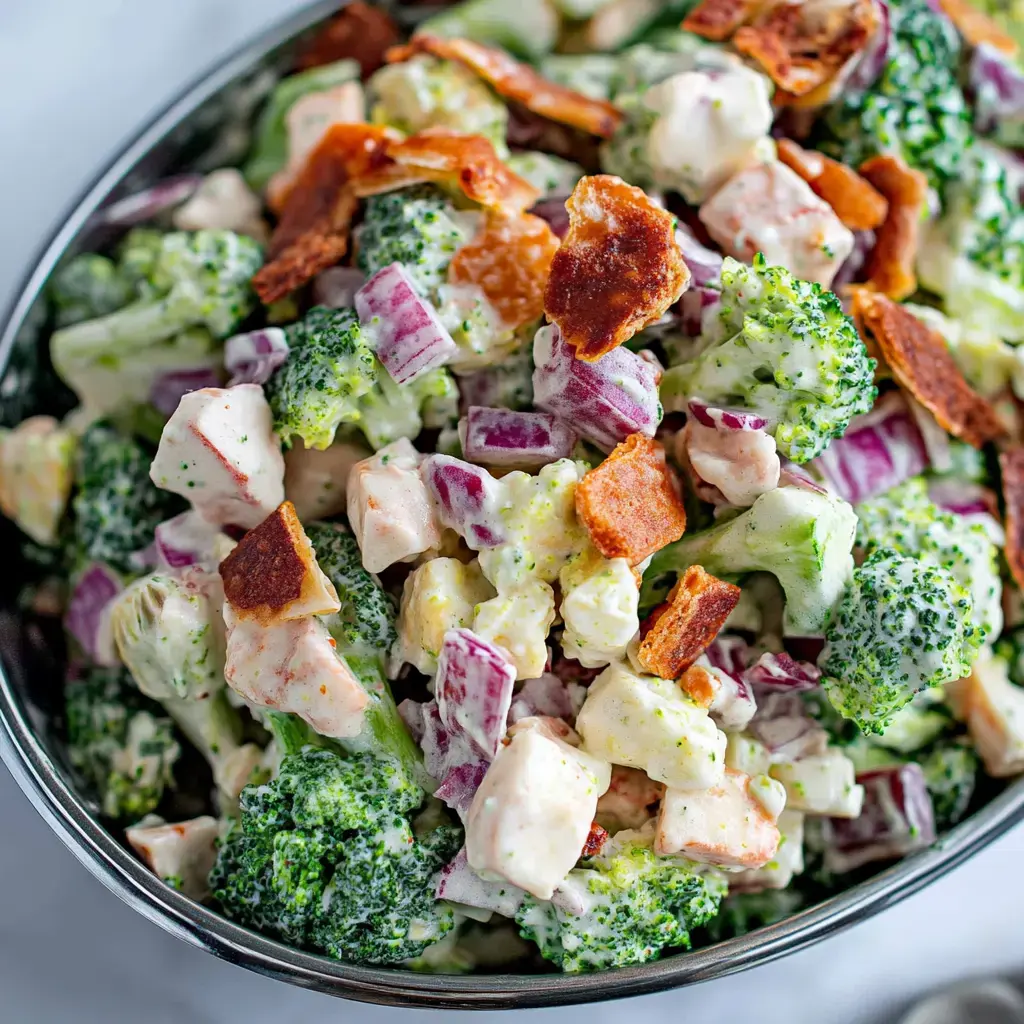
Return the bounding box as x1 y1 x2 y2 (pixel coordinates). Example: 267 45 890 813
581 821 610 857
388 34 624 138
575 433 688 566
638 567 741 680
858 154 929 302
544 175 689 362
776 139 887 232
218 501 341 626
852 291 1005 450
351 129 539 214
448 212 560 329
1000 449 1024 593
252 123 394 304
935 0 1018 57
295 1 402 77
683 0 763 40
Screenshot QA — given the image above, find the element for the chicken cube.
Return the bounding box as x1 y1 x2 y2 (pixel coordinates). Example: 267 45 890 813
730 809 806 892
699 161 855 288
770 751 865 817
149 385 285 529
955 651 1024 777
473 580 556 680
284 437 371 521
595 765 665 834
465 716 611 899
725 732 773 777
172 168 267 242
125 814 222 900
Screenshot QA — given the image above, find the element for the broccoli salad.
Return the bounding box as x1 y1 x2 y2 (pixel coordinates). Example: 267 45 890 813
4 0 1024 976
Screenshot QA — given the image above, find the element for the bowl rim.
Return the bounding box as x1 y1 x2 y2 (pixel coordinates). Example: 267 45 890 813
2 0 1024 1009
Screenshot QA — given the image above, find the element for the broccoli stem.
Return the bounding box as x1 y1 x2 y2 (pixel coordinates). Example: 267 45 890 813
52 296 183 360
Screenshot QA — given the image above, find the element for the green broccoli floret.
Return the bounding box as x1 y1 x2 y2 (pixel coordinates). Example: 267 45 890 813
515 831 726 972
643 486 858 635
417 0 560 60
65 667 180 822
355 185 474 300
538 53 622 101
505 151 584 198
49 254 133 328
820 547 984 734
856 477 1002 640
72 423 183 575
210 743 460 965
117 227 165 296
702 888 805 942
920 742 978 829
660 256 877 463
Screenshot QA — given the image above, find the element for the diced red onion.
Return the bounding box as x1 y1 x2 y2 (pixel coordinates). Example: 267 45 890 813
970 42 1024 137
91 175 203 227
435 761 490 821
149 367 222 417
529 196 570 239
823 763 936 873
508 673 578 725
532 324 662 452
704 635 752 679
678 285 721 337
832 230 877 290
225 327 289 386
313 266 366 309
154 511 223 571
549 652 602 687
419 699 456 782
743 651 822 692
65 564 122 666
928 480 1005 545
459 406 576 468
422 454 507 548
778 458 830 495
747 691 828 760
705 665 757 732
397 698 426 744
675 225 724 288
905 396 951 473
435 847 525 917
354 263 457 385
688 398 769 432
848 0 892 91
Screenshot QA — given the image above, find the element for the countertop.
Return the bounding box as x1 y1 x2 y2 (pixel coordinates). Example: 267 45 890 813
1 2 1023 1021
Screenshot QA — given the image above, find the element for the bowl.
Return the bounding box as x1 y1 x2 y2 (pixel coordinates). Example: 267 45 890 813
2 0 1023 1009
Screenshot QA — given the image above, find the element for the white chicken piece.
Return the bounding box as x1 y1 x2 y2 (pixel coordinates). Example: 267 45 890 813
725 733 773 777
171 169 267 242
575 661 727 791
655 768 785 869
699 161 855 288
472 580 556 680
347 438 443 573
149 385 285 529
682 419 781 508
770 751 865 817
595 765 665 834
223 609 369 739
465 716 612 899
951 652 1024 777
125 814 222 900
285 437 371 521
730 809 806 892
398 557 495 675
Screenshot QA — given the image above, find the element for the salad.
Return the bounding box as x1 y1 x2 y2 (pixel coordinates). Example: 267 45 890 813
2 0 1023 976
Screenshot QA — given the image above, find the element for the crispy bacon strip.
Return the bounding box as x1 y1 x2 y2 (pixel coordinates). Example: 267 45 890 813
295 1 402 77
388 34 624 138
252 123 394 304
581 821 610 857
852 291 1005 449
638 567 741 680
544 175 689 361
936 0 1018 56
858 154 929 302
351 129 540 214
776 139 887 231
448 212 560 329
1000 449 1024 592
683 0 763 40
219 502 340 626
575 434 688 566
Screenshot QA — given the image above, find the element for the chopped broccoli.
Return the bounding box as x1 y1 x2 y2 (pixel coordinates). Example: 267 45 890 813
820 548 985 734
65 667 180 822
209 743 460 965
504 151 584 198
515 830 726 972
920 742 978 829
660 256 877 463
643 486 858 636
117 227 165 296
48 254 133 328
537 53 622 101
71 422 183 575
702 888 805 942
856 477 1002 640
417 0 560 60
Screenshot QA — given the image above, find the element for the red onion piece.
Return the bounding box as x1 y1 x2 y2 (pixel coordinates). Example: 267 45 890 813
848 0 892 91
419 699 456 781
675 225 724 288
313 266 366 309
435 761 490 821
927 480 994 520
905 396 951 473
397 698 426 745
225 327 289 386
688 398 769 432
149 367 222 417
747 691 828 760
532 324 662 452
460 406 576 468
422 454 507 548
529 196 570 239
778 458 830 495
354 262 457 385
65 564 122 666
678 285 721 337
743 651 822 692
704 635 753 679
832 229 877 290
92 175 203 227
508 673 578 725
436 847 526 917
154 511 223 570
970 42 1024 137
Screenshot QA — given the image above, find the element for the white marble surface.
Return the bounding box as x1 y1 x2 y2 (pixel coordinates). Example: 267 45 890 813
2 2 1024 1021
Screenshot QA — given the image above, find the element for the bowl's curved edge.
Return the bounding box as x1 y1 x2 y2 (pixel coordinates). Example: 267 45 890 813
2 0 1024 1010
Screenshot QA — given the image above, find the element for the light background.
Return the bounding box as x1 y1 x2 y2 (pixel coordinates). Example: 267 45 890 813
1 2 1022 1021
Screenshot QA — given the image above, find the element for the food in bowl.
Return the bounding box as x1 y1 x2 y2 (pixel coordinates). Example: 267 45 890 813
2 0 1024 977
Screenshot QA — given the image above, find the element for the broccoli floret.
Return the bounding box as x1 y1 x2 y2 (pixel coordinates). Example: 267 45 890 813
49 254 133 328
210 745 460 965
515 831 726 972
702 888 805 942
417 0 560 60
537 53 622 101
117 227 165 296
505 151 584 199
355 185 475 300
72 423 183 575
65 667 180 822
920 742 978 829
820 547 984 734
660 256 877 463
643 486 858 635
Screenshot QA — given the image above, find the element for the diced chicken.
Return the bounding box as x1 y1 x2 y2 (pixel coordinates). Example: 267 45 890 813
465 716 612 899
125 814 222 900
770 751 865 817
575 660 727 791
284 437 371 521
683 419 781 508
149 385 285 530
725 732 773 777
595 765 666 834
215 743 266 804
953 651 1024 777
699 161 855 288
731 809 806 892
223 609 369 739
347 438 443 573
398 557 495 675
655 768 785 869
473 580 556 680
171 168 267 242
